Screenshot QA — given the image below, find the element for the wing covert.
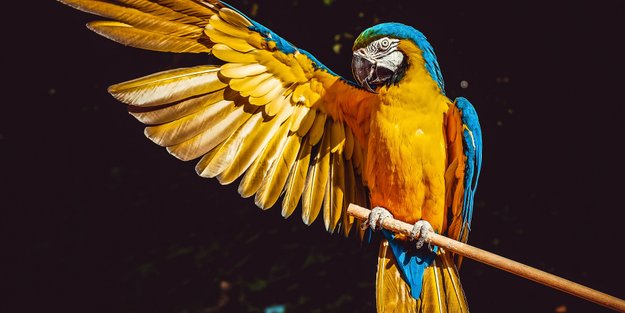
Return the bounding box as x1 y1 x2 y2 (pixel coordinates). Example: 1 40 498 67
445 97 483 251
59 0 376 235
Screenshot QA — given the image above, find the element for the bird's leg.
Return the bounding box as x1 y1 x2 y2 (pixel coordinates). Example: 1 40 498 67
362 206 394 231
409 220 434 251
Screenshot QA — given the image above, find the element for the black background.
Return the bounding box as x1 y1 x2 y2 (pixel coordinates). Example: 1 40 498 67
2 0 625 312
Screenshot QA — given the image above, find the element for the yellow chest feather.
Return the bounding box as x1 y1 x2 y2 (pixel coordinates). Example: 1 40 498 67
364 73 450 230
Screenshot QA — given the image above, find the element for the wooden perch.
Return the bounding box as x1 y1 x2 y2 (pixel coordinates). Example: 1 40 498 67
347 203 625 312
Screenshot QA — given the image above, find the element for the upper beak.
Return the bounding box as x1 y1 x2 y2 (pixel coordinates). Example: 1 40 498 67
352 51 377 93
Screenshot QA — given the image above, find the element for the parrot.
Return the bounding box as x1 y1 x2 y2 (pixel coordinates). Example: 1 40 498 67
57 0 483 312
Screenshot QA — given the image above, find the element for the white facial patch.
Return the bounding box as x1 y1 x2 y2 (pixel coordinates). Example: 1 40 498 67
366 37 401 59
377 50 404 71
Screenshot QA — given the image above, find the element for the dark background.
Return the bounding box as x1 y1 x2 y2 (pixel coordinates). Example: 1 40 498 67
2 0 625 312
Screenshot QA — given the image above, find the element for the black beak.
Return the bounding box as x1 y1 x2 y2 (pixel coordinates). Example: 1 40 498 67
352 52 377 93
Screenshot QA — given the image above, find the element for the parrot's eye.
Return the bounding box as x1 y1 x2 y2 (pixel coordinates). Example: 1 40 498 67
380 38 390 49
352 37 404 90
371 37 398 55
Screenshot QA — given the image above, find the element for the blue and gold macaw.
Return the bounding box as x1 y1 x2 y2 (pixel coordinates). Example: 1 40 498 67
58 0 482 312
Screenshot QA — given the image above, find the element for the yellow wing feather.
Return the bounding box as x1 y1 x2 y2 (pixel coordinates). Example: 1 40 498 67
282 137 313 218
87 21 209 53
220 63 267 78
295 107 317 136
247 77 282 98
199 109 264 178
307 111 327 146
60 0 212 53
445 102 472 266
168 104 257 161
265 94 289 117
63 0 203 36
239 117 293 200
116 0 209 25
208 14 253 39
148 0 215 19
128 90 226 124
342 160 357 236
212 44 256 63
144 99 234 146
255 133 302 209
229 73 273 92
249 85 285 106
324 152 345 232
218 106 293 185
59 0 376 235
218 7 253 27
330 120 346 154
302 128 331 225
108 66 226 106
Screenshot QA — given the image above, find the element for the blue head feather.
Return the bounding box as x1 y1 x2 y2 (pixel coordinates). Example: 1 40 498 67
355 22 446 93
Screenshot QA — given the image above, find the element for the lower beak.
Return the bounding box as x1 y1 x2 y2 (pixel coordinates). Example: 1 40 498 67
352 53 376 92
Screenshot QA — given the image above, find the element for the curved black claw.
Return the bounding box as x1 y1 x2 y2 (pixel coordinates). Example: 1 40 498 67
362 206 393 231
409 220 434 251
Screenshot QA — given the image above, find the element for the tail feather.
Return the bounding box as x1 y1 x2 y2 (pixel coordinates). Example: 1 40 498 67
376 240 417 312
440 249 469 312
376 240 469 313
419 258 444 312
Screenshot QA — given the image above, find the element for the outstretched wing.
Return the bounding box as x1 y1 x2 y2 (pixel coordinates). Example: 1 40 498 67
444 97 483 257
58 0 376 235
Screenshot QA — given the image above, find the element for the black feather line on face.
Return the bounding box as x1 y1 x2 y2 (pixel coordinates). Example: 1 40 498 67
370 52 408 89
388 53 408 86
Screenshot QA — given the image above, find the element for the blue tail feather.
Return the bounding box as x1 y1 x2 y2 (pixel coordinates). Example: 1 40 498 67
381 230 437 299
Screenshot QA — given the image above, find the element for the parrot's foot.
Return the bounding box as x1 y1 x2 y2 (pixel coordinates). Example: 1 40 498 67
362 206 393 231
409 220 434 250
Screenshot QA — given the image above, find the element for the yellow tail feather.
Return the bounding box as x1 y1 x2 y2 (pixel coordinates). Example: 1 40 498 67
376 240 469 313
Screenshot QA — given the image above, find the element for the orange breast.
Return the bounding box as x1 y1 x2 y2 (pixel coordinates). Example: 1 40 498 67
364 101 448 232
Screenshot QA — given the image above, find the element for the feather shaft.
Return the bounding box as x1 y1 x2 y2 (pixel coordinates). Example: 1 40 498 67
301 127 330 225
108 66 225 106
282 138 312 218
